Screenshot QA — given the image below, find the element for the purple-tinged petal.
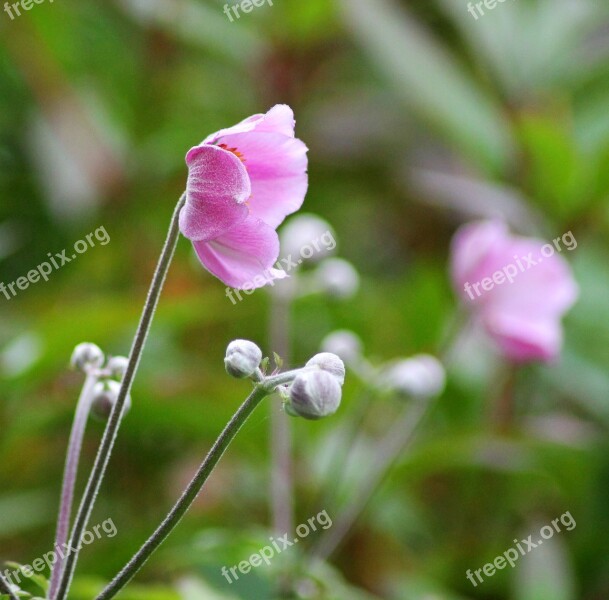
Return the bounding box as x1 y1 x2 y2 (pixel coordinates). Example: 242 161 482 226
203 104 296 145
451 220 509 296
213 132 308 228
193 215 286 289
179 145 250 242
483 312 563 363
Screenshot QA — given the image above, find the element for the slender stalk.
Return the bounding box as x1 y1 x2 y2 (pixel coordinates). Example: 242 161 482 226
48 370 98 599
0 571 18 600
311 389 374 513
311 398 433 562
94 385 269 600
54 194 186 600
269 293 294 598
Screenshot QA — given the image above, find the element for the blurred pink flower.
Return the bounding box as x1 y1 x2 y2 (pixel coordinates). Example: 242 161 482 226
180 105 308 289
450 220 579 363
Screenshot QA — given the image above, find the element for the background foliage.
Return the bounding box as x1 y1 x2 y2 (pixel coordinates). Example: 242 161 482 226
2 0 609 598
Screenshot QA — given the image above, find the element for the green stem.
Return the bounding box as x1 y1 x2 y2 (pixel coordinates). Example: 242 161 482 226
94 385 269 600
54 194 186 600
269 292 294 599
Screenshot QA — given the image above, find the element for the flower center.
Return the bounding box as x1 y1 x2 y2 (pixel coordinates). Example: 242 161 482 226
218 143 246 163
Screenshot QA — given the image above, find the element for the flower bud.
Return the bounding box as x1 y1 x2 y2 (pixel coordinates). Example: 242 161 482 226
321 330 363 365
279 214 336 263
306 352 345 386
107 356 129 380
71 343 104 372
315 258 359 299
383 354 445 399
288 370 342 420
91 380 132 421
224 339 263 379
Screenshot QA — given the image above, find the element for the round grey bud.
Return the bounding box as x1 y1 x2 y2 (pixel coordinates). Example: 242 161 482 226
107 356 129 380
71 343 104 372
224 339 263 379
305 352 346 386
321 330 363 365
288 370 342 420
91 380 131 421
279 214 336 263
315 258 359 299
384 354 445 399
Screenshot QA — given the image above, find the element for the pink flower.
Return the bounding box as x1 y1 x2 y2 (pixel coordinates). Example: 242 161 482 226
180 105 308 289
450 220 579 363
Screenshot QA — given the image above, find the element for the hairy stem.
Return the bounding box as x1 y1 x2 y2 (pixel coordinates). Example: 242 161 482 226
48 370 98 599
54 194 185 600
94 385 269 600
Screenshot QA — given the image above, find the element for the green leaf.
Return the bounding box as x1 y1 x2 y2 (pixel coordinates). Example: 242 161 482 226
4 564 48 594
272 352 283 369
339 0 514 173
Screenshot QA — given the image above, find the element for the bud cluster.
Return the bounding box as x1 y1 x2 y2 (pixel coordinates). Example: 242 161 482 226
71 342 132 421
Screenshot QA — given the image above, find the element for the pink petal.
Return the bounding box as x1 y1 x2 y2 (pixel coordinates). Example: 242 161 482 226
179 145 250 242
451 220 509 296
483 312 563 363
214 132 308 228
193 215 286 289
203 104 296 145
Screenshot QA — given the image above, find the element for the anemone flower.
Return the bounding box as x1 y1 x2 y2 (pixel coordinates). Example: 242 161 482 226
450 220 579 363
179 105 308 289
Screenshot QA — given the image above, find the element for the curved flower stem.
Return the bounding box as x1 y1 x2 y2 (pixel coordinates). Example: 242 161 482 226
310 398 433 562
54 194 186 600
48 370 98 599
94 384 269 600
0 571 19 600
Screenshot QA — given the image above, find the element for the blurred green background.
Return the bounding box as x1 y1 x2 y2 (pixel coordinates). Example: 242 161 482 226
2 0 609 598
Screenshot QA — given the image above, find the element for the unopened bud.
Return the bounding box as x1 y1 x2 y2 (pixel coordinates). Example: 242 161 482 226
321 330 363 365
306 352 345 385
107 356 129 380
288 370 342 420
384 354 445 399
224 339 263 379
315 258 359 299
71 343 104 372
91 380 132 421
279 214 336 263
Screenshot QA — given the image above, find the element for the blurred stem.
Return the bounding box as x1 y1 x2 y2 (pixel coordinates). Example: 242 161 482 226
492 363 518 433
269 292 294 598
311 389 374 513
54 193 186 600
311 308 466 559
48 370 98 599
311 397 433 562
0 571 18 600
94 384 269 600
